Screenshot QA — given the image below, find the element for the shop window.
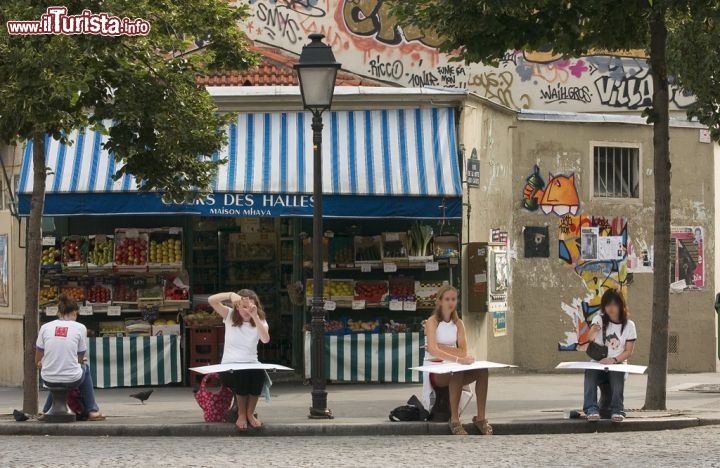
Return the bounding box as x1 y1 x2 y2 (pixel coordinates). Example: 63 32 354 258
592 145 640 199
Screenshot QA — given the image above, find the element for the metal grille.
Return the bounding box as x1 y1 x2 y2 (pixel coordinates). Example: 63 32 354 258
593 146 640 198
668 333 679 354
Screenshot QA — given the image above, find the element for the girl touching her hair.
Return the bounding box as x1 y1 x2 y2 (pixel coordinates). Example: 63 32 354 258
208 289 270 431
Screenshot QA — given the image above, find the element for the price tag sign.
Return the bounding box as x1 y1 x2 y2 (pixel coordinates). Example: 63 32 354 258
323 300 337 311
403 301 417 311
352 300 366 310
42 236 56 246
425 261 439 272
107 306 122 316
385 232 400 242
383 263 397 273
360 264 372 273
389 300 403 311
78 306 93 316
450 257 459 265
130 277 147 288
45 306 58 317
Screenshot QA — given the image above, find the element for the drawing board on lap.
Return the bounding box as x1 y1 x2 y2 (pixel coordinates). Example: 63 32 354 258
410 360 517 374
555 361 646 374
190 362 294 374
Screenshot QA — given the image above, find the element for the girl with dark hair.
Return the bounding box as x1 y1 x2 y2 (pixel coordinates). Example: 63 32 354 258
36 294 105 420
208 289 270 431
583 288 637 423
423 284 492 436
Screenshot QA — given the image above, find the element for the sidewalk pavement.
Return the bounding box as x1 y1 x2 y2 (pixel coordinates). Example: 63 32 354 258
1 372 719 437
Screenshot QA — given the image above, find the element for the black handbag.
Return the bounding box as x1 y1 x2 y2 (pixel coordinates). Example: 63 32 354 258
389 395 429 422
585 323 608 361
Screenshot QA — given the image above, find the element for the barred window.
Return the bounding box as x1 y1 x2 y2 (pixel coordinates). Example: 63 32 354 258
593 145 640 199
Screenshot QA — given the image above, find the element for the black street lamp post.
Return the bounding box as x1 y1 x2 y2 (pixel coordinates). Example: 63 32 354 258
294 33 340 419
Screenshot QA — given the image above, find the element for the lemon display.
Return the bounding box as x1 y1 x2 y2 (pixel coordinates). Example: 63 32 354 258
150 238 182 264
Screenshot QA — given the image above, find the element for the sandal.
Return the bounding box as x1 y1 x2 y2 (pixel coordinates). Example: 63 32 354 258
472 416 493 435
611 414 625 423
449 420 468 436
87 413 106 421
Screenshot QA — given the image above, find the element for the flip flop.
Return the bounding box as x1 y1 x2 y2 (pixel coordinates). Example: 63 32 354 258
87 413 106 421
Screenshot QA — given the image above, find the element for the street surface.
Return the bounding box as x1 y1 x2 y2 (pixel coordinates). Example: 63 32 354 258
2 426 719 467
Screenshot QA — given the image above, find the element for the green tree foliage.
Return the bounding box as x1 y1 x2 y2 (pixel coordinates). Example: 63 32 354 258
0 0 258 414
668 1 720 141
393 0 719 410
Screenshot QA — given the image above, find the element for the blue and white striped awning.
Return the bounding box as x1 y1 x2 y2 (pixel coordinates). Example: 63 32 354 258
19 107 461 218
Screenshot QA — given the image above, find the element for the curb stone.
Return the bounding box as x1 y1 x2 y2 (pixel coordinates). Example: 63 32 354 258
0 417 716 437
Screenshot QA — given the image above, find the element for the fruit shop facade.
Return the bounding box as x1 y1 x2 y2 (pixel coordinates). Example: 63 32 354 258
11 86 475 386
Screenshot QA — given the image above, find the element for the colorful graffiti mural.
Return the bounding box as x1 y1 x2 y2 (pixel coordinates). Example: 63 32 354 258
522 165 580 217
243 0 695 112
557 215 628 350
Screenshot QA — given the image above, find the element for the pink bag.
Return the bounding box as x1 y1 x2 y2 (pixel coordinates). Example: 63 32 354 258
194 373 234 422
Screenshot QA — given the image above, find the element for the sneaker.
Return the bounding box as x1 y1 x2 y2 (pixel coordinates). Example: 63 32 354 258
611 414 625 423
586 413 600 422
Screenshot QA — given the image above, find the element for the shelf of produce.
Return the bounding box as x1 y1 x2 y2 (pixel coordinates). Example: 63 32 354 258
88 335 182 388
303 331 425 383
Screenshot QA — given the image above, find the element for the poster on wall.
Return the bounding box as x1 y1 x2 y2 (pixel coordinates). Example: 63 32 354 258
493 309 507 337
670 226 704 290
0 234 8 307
580 227 599 260
523 226 550 258
598 236 625 260
627 239 654 273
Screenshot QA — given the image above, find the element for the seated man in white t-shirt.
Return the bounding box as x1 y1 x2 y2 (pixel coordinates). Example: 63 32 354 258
583 289 637 423
36 295 105 421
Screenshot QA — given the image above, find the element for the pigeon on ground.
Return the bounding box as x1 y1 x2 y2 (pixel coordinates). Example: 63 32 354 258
129 389 154 404
13 409 30 422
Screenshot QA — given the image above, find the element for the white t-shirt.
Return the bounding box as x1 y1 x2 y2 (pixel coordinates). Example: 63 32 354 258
591 316 637 361
221 307 268 364
36 319 87 383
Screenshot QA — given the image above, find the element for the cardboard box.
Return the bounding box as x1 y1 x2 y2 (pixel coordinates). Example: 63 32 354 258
152 324 181 336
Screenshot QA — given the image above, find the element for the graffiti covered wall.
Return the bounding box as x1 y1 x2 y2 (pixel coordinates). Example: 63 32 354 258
243 0 695 112
557 215 628 350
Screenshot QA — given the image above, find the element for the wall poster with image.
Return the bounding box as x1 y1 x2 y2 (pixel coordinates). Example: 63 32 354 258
580 227 599 261
670 226 704 290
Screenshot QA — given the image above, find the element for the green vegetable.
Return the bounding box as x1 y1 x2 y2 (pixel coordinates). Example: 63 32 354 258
409 222 433 256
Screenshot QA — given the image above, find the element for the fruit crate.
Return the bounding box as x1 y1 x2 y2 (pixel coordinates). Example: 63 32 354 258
39 286 59 307
99 320 126 337
113 229 149 271
433 235 460 259
415 280 448 308
163 273 190 307
354 236 382 264
148 227 184 270
112 279 138 305
61 236 89 272
87 235 114 270
305 279 331 306
324 318 348 336
86 284 113 309
59 286 86 303
328 279 354 306
138 285 164 308
302 236 329 266
41 238 62 272
329 236 354 268
354 280 389 306
381 232 409 263
346 318 381 333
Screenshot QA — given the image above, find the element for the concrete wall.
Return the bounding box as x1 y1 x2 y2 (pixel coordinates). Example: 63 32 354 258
511 120 716 372
0 144 24 386
459 96 516 363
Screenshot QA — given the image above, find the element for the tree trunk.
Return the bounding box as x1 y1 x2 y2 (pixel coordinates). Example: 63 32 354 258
644 8 671 411
23 132 46 415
